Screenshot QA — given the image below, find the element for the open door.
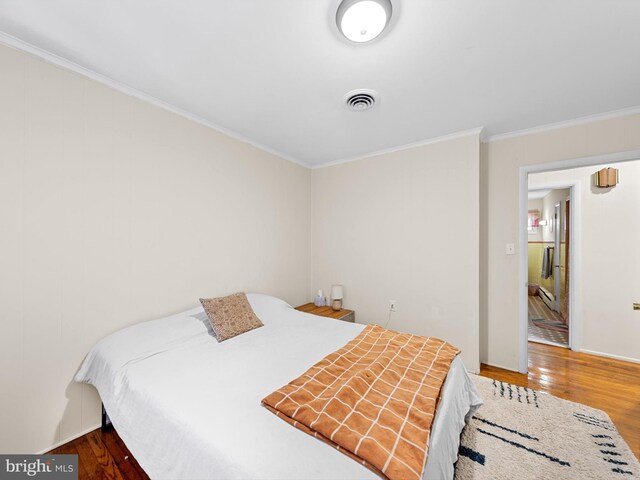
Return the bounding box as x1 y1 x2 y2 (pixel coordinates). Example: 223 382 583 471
561 198 570 322
554 202 562 313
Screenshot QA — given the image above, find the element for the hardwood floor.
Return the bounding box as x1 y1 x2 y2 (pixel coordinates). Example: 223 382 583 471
481 342 640 459
49 428 148 480
49 342 639 478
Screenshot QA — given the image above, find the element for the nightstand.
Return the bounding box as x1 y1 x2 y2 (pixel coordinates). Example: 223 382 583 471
295 303 355 323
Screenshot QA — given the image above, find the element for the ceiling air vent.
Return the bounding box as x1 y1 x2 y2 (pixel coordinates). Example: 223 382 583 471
344 89 378 111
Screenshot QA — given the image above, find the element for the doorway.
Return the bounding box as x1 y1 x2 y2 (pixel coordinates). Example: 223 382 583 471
518 149 640 374
526 187 571 347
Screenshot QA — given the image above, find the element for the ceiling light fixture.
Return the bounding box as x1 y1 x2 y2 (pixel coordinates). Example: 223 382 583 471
336 0 392 43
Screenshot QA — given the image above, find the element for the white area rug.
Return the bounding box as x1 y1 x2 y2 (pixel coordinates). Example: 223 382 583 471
454 375 639 479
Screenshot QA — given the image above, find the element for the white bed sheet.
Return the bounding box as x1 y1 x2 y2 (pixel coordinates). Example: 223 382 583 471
75 294 482 480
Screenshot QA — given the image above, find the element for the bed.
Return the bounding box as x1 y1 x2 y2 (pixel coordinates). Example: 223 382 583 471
75 294 482 479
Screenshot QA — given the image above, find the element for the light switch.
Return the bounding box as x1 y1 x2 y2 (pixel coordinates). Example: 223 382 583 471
506 243 515 255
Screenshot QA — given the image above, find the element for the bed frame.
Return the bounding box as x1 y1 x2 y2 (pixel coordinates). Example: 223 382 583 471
101 403 114 431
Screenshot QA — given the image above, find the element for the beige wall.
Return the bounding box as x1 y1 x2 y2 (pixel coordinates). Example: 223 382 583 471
311 134 481 372
541 189 569 297
482 112 640 370
528 189 569 297
541 189 569 245
0 44 311 453
527 198 543 242
527 198 543 287
3 35 640 456
530 161 640 362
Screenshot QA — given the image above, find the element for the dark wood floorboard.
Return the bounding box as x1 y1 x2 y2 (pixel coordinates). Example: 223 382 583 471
49 342 639 478
50 429 148 480
100 428 147 480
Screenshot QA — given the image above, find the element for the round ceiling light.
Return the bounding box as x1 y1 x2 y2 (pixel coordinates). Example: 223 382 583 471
336 0 392 43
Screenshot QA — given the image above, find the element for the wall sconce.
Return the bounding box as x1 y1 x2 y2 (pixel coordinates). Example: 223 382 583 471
538 220 548 227
594 167 619 188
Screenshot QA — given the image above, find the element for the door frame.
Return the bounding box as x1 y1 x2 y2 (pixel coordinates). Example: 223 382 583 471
517 149 640 373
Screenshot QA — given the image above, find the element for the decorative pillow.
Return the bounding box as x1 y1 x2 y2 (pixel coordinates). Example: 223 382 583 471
199 292 263 342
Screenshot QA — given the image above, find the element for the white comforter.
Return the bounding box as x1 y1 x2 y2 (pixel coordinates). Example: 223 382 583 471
75 294 482 479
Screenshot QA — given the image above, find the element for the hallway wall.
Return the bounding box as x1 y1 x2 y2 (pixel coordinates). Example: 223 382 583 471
529 160 640 363
481 111 640 370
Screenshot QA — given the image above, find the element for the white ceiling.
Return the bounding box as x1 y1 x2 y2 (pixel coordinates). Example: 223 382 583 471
528 189 551 200
1 0 639 167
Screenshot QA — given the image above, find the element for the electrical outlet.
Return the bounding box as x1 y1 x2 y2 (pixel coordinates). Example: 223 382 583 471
389 300 397 312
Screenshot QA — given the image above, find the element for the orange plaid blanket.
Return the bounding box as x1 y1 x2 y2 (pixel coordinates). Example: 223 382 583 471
262 325 460 480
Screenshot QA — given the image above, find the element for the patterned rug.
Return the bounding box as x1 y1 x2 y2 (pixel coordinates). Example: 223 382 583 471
528 319 569 345
528 295 564 323
454 376 639 479
528 295 568 345
532 318 569 332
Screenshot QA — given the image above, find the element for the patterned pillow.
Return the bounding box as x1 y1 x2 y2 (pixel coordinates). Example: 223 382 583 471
199 292 263 342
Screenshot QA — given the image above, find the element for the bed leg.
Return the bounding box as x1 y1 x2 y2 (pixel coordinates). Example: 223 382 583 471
101 403 114 431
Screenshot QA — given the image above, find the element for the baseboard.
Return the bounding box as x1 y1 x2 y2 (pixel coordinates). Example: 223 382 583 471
579 349 640 364
538 287 555 311
37 423 101 454
481 361 520 373
529 337 568 349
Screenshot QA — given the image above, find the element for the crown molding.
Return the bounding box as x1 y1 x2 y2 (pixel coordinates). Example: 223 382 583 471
9 30 638 168
312 127 485 169
0 31 310 169
486 105 640 143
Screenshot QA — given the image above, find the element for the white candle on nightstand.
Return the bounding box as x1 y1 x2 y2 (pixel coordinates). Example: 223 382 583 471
331 285 343 311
